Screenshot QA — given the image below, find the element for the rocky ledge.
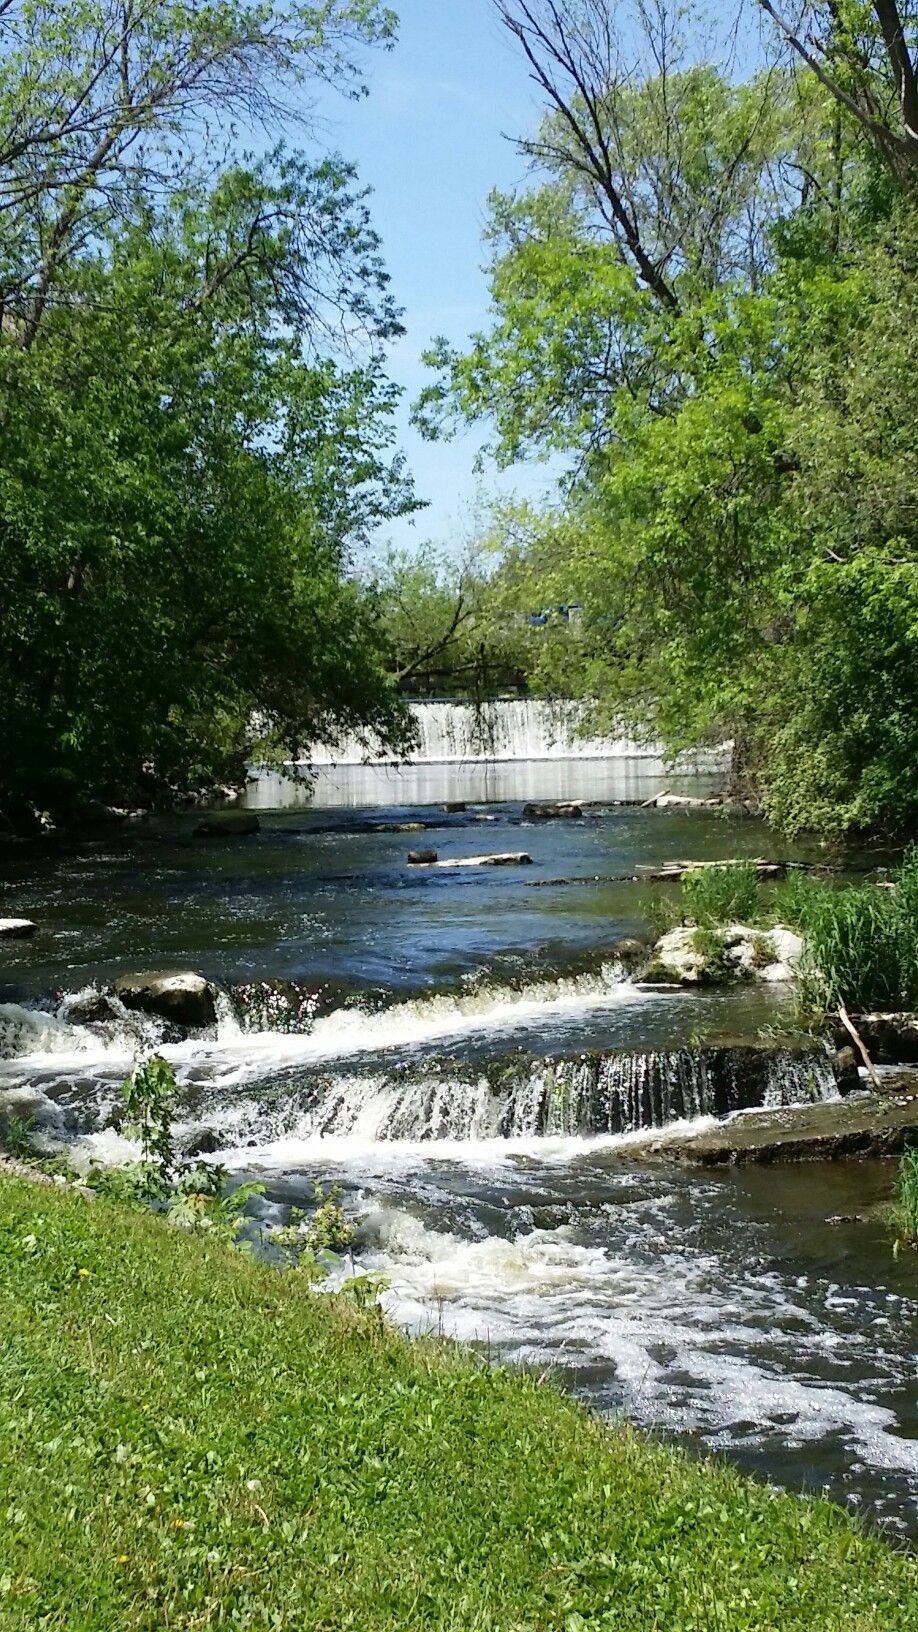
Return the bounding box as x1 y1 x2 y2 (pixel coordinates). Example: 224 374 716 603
627 1081 918 1166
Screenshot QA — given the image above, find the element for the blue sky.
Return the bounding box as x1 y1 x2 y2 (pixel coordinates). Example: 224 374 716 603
317 0 563 557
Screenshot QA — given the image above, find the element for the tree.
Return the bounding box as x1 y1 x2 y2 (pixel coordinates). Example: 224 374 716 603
423 0 918 838
756 0 918 188
0 6 415 823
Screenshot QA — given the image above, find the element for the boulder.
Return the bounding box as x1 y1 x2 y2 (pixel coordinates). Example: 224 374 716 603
0 918 37 939
192 811 259 838
407 849 438 866
644 924 802 986
646 792 723 810
113 971 217 1030
522 802 583 820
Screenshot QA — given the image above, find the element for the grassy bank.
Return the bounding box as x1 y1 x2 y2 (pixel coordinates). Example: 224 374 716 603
0 1179 916 1631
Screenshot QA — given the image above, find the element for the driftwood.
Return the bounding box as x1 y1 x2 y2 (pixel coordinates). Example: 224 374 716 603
635 858 786 883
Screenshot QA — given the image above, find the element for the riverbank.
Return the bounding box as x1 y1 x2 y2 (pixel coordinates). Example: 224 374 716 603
1 1175 915 1631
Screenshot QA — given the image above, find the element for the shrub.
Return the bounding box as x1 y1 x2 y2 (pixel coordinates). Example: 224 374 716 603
681 862 759 928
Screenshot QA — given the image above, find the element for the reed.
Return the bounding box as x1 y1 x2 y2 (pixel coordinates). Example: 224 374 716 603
680 861 760 928
797 850 918 1013
892 1147 918 1253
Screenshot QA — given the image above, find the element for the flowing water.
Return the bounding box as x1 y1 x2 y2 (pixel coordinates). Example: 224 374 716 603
1 754 916 1535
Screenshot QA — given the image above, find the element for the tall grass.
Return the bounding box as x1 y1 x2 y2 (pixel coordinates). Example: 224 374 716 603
891 1147 918 1254
797 849 918 1013
680 862 759 927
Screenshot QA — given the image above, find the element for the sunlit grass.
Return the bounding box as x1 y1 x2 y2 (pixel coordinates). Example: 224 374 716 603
0 1177 916 1630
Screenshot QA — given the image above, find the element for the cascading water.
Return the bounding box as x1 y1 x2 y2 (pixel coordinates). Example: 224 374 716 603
303 699 661 766
114 1046 837 1156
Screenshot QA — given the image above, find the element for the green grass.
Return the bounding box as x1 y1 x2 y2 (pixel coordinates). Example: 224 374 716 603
1 1181 916 1630
680 862 760 928
792 850 918 1013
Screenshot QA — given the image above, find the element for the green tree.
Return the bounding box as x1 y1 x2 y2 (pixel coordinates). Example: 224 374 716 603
0 3 415 821
422 0 918 839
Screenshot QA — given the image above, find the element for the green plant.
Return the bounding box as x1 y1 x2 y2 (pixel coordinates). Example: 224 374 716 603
796 851 918 1014
772 869 827 930
120 1055 178 1198
891 1147 918 1256
0 1111 38 1162
681 863 759 929
750 932 776 970
165 1164 264 1245
269 1184 358 1282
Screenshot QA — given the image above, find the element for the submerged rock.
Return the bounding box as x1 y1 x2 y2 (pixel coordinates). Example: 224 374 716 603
113 971 217 1030
0 918 37 939
644 924 802 986
192 811 259 837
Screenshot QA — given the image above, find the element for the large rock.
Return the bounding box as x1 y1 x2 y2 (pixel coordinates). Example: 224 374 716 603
522 802 583 820
192 811 259 838
0 918 37 939
407 849 438 865
113 971 217 1029
643 924 802 986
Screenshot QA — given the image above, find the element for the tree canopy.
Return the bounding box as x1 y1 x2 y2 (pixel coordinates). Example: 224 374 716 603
420 0 918 839
0 0 413 823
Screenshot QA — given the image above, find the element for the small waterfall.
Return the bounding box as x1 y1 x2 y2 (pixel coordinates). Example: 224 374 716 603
304 699 660 767
174 1046 838 1151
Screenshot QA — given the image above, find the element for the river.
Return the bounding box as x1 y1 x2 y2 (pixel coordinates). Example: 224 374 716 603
1 729 916 1536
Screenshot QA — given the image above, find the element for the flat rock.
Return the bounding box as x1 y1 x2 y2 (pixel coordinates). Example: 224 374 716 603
192 811 259 837
113 971 217 1030
624 1087 918 1166
0 918 37 939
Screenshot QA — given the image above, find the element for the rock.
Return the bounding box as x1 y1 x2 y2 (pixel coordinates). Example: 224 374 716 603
621 1089 918 1167
192 811 260 837
834 1013 918 1065
443 802 467 812
0 918 37 939
113 971 217 1030
608 937 652 974
642 791 725 810
64 990 120 1026
374 822 426 833
645 924 803 986
434 852 534 869
182 1127 221 1157
407 849 438 865
522 802 584 820
828 1045 860 1096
